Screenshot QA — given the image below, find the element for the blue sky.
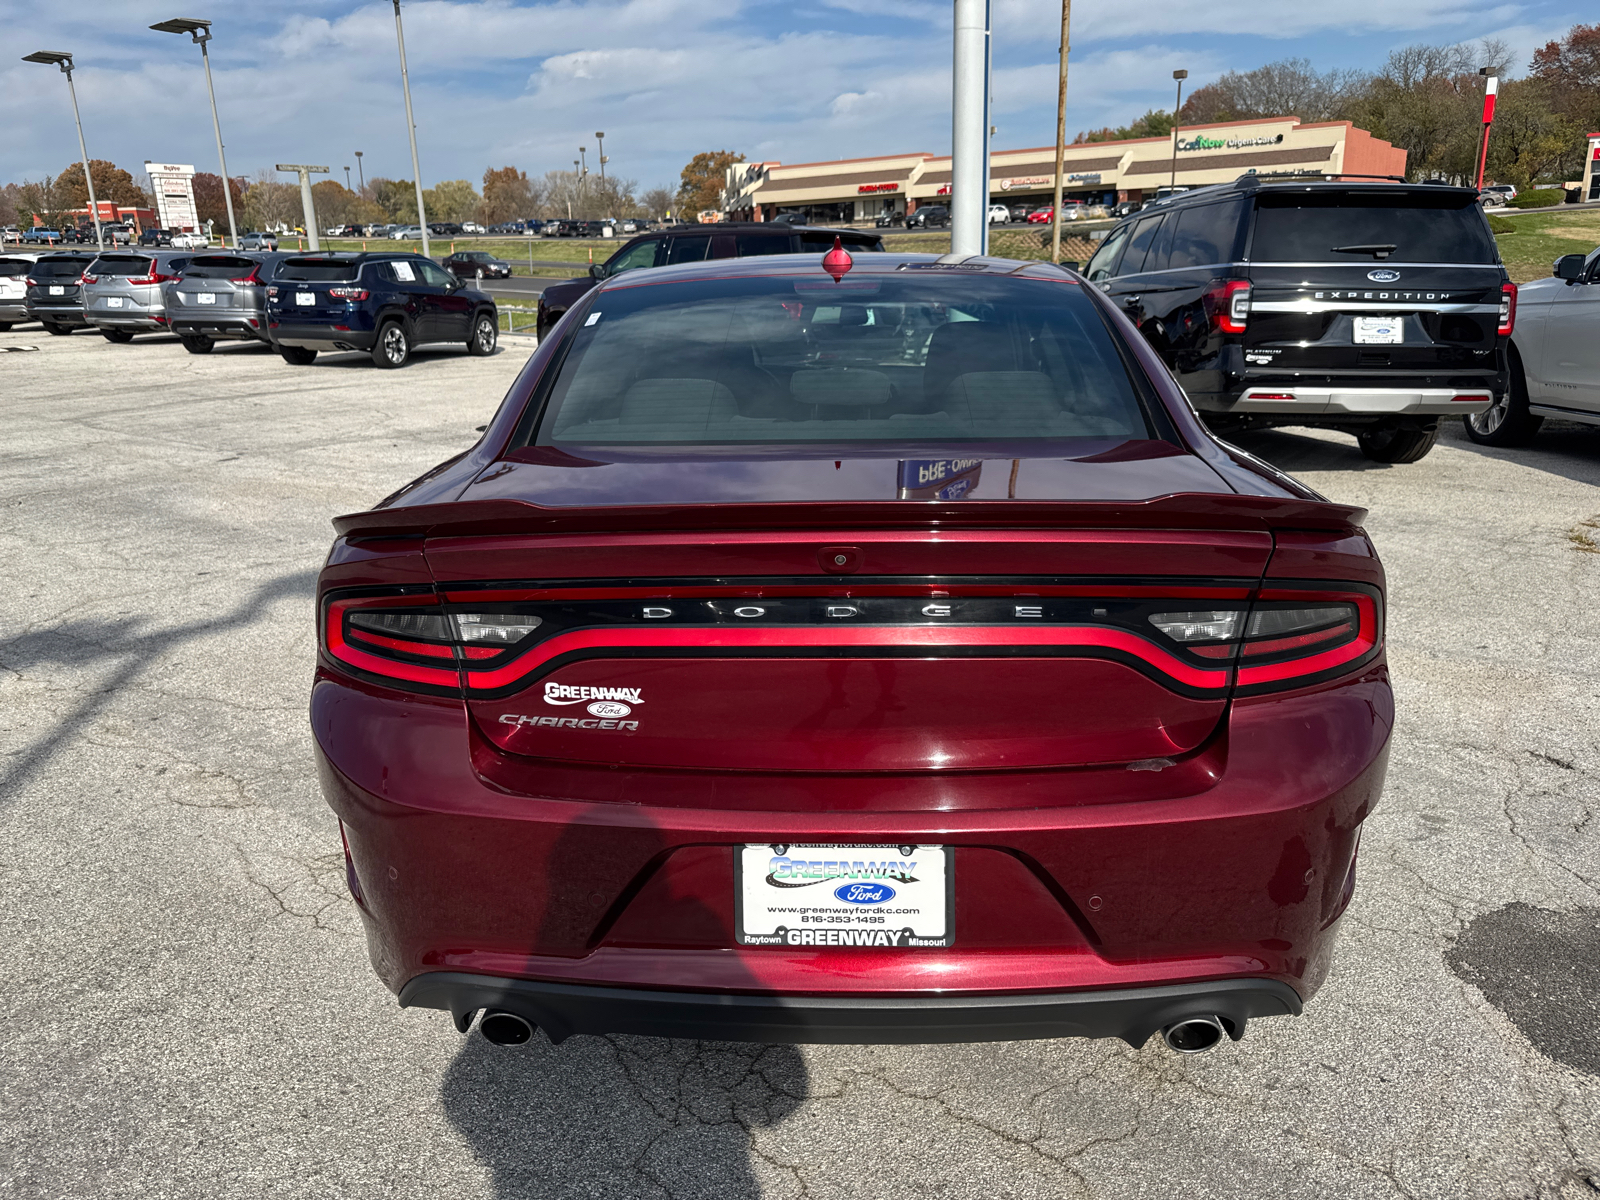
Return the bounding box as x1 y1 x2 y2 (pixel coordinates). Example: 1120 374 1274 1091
0 0 1586 195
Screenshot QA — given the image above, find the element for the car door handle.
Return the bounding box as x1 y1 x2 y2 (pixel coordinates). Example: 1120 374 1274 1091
1122 296 1140 307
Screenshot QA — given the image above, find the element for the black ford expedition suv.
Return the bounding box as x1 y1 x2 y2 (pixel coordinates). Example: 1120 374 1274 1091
1084 174 1512 463
536 222 884 340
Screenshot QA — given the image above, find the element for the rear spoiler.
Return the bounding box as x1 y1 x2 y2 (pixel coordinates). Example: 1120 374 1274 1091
332 493 1368 541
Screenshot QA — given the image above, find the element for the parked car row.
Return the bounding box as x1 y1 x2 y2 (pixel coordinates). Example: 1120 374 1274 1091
875 201 1130 230
1 247 498 368
535 221 885 339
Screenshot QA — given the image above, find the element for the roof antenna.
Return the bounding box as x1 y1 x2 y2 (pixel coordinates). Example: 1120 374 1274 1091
822 236 853 282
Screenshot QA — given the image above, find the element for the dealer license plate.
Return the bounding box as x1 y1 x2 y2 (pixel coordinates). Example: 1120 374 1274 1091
197 292 216 304
49 285 65 296
1353 316 1403 344
296 292 315 306
105 296 123 307
736 843 953 948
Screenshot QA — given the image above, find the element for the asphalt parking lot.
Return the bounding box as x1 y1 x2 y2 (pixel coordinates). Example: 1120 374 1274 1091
2 324 1597 1199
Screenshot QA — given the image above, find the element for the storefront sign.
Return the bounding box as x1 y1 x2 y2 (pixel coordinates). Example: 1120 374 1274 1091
1177 133 1285 152
857 182 900 194
1068 172 1102 184
998 172 1101 191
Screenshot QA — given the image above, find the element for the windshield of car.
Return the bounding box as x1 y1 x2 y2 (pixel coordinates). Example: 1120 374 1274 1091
29 256 94 278
0 259 32 277
88 255 156 276
182 255 261 279
1250 192 1498 264
277 257 361 281
529 271 1150 449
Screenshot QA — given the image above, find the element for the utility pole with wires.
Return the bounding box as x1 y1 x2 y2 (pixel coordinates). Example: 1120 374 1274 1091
1049 0 1072 264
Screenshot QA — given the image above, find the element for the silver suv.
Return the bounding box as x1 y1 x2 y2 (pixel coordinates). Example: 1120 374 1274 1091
164 252 287 354
82 251 194 342
0 252 40 330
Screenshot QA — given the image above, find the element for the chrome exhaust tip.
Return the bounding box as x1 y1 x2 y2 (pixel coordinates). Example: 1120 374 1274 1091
1162 1015 1228 1054
479 1010 535 1046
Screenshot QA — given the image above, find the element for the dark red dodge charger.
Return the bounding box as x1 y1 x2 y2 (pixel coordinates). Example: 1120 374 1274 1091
315 244 1390 1055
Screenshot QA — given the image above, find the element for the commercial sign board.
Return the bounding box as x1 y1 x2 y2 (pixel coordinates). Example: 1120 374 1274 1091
897 458 984 500
1177 133 1286 152
998 172 1102 191
857 182 901 194
145 161 199 232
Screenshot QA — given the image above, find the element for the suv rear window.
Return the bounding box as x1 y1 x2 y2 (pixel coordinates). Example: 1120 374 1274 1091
0 259 32 278
182 255 261 279
529 273 1149 448
278 257 361 281
1250 192 1498 264
88 255 156 276
29 257 94 278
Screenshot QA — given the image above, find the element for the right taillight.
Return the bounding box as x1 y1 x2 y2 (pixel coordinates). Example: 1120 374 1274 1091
1498 281 1516 336
79 272 98 284
1148 588 1381 690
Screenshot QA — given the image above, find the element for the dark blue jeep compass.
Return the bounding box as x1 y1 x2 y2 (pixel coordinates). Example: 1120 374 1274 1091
265 252 498 367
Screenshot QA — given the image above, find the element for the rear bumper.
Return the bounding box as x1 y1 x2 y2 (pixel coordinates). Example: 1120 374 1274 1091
400 972 1303 1046
86 314 168 331
169 315 267 341
1228 385 1495 416
0 301 27 322
25 304 88 327
270 321 377 351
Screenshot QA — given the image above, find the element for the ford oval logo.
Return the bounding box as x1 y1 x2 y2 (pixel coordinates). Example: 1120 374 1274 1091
587 700 632 718
1367 269 1401 283
834 882 896 905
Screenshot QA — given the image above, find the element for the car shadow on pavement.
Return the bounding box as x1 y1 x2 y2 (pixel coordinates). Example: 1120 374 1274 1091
1438 418 1600 489
0 568 317 807
441 1031 806 1198
1222 427 1392 473
438 815 808 1198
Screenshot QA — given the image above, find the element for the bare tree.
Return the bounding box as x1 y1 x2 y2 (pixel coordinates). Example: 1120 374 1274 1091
640 186 675 220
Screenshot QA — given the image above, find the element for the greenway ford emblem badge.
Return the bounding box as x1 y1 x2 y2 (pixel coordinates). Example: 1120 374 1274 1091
1367 269 1402 283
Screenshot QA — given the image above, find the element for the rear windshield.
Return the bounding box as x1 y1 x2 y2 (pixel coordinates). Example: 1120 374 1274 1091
29 257 94 278
1250 192 1498 264
0 259 32 277
277 258 360 281
87 255 156 276
529 273 1149 449
182 255 261 279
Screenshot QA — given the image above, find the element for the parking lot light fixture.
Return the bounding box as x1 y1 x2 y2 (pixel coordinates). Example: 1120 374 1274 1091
1169 69 1188 191
151 18 239 249
22 50 103 251
595 132 606 181
354 151 365 194
391 1 429 257
277 164 330 250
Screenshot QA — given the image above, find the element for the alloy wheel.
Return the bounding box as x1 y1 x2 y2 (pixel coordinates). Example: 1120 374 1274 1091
1468 394 1508 436
381 325 408 366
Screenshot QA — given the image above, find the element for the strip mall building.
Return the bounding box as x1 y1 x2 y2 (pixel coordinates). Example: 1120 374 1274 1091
725 117 1407 223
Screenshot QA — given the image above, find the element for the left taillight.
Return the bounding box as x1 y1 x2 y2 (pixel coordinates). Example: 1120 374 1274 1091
1204 279 1251 335
321 592 543 694
1498 281 1516 337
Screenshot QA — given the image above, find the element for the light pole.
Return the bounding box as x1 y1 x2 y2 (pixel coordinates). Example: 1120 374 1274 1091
277 164 329 250
344 165 352 191
595 132 607 181
354 150 365 194
950 0 992 257
1169 69 1188 192
21 51 103 250
150 18 239 249
391 0 429 256
1049 0 1072 264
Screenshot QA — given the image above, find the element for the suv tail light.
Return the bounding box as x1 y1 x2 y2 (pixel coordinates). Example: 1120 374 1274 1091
79 272 98 284
230 268 262 285
328 286 369 301
127 272 180 285
1204 280 1251 334
1498 281 1516 337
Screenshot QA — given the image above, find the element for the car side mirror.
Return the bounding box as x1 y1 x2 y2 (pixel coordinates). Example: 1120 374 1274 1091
1554 254 1587 282
1061 261 1080 272
589 263 606 280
